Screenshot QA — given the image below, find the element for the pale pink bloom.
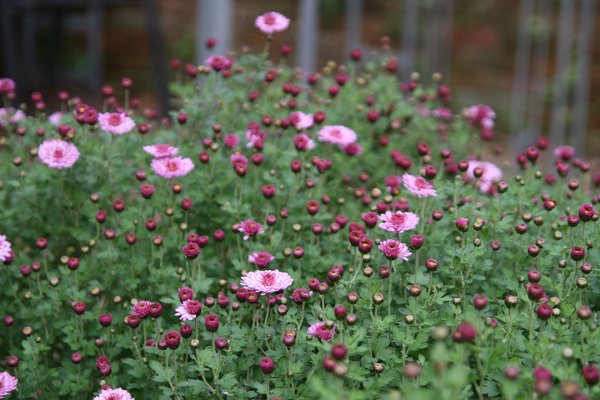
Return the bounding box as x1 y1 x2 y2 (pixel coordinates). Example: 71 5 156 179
307 322 335 341
131 300 153 318
143 143 179 158
402 173 437 197
151 157 194 178
553 145 575 161
0 108 26 126
0 235 12 262
415 104 431 117
205 55 233 72
93 387 134 400
318 125 357 147
378 239 412 261
240 269 293 295
465 104 495 129
0 371 18 398
432 107 453 121
289 111 313 129
98 112 135 135
465 160 503 194
384 176 402 191
378 211 419 233
481 117 494 130
223 134 239 148
293 133 315 151
245 128 266 148
231 153 248 167
248 251 275 268
175 299 203 321
38 139 80 169
255 11 290 35
238 220 264 240
48 111 63 126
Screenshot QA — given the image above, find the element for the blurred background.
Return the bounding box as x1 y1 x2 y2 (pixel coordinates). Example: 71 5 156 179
1 0 599 156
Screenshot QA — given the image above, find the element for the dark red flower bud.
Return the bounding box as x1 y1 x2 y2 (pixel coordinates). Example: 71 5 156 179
260 357 275 374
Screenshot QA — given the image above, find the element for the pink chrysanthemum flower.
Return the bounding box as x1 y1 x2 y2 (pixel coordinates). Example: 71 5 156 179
307 322 335 341
238 220 264 240
318 125 357 147
143 143 179 158
151 157 195 178
245 128 266 148
432 107 453 121
48 111 63 127
553 145 575 161
231 153 248 167
289 111 313 130
255 11 290 35
465 104 495 129
131 300 153 318
293 133 316 151
205 55 233 72
248 251 275 268
378 211 419 233
0 235 13 263
92 387 134 400
240 269 293 295
402 173 437 197
0 78 16 94
290 288 313 304
98 112 135 135
38 139 80 169
178 286 194 302
0 371 18 398
223 134 240 148
0 108 26 126
378 239 412 261
465 160 503 194
175 299 203 321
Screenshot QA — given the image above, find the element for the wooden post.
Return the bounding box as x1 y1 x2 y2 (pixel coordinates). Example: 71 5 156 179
526 0 553 137
570 0 594 154
438 0 455 81
510 0 534 154
196 0 233 64
422 1 440 78
298 0 319 74
345 0 363 56
88 0 103 94
401 0 419 80
549 0 574 147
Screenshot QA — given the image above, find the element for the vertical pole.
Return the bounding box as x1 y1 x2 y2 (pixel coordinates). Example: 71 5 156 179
196 0 233 64
88 0 103 94
570 0 594 154
345 0 363 56
549 0 574 147
438 0 454 81
23 2 37 94
526 0 552 137
1 1 20 97
422 0 440 77
510 0 534 154
145 0 169 116
401 0 419 80
298 0 319 74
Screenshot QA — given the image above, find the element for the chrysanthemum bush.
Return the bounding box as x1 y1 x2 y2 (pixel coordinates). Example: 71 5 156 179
1 12 599 400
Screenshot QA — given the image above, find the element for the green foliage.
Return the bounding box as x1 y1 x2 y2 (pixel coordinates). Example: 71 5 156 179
0 38 598 400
